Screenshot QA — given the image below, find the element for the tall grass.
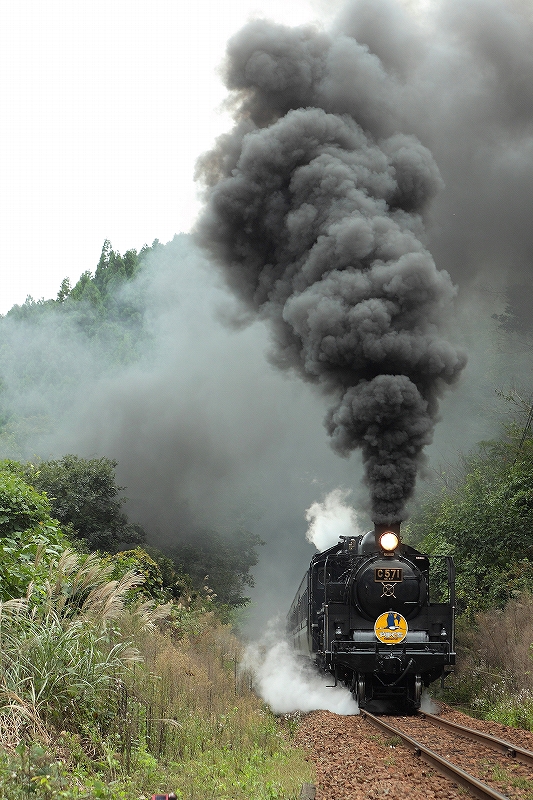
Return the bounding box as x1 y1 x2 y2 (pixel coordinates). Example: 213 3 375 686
115 619 311 799
0 551 147 747
0 550 312 799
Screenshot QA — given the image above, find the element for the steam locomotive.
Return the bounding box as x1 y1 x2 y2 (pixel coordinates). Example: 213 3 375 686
287 523 455 713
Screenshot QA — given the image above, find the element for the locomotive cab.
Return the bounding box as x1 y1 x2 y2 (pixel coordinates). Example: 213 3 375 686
288 522 455 714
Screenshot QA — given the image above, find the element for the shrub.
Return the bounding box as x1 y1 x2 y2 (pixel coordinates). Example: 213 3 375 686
441 593 533 729
0 463 66 600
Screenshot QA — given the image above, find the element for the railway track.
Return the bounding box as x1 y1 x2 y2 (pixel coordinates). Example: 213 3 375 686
361 709 533 800
422 712 533 768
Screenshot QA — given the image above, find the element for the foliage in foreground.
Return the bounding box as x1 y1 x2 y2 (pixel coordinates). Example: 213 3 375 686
0 546 311 799
0 465 66 600
406 399 533 727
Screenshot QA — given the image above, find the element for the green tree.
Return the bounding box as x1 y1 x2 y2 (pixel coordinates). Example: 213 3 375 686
0 461 66 599
493 281 533 334
408 428 533 615
69 270 102 306
168 528 264 607
56 277 71 303
22 455 146 553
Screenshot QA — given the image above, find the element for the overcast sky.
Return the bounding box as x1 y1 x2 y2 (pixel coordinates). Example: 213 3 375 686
0 0 344 314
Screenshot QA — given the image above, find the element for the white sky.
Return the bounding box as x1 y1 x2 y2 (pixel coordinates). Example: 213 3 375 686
0 0 342 314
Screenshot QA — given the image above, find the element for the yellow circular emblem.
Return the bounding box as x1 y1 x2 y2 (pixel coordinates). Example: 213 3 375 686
374 611 408 645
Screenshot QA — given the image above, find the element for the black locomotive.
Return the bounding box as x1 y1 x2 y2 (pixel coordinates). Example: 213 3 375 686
288 523 455 713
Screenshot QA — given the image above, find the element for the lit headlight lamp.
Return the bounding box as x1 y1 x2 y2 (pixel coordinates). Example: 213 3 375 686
379 531 400 552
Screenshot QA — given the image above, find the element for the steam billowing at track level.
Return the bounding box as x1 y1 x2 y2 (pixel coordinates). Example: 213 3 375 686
194 12 466 523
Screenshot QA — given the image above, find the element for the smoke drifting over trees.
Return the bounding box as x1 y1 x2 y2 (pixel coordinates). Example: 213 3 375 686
0 235 357 563
195 12 468 522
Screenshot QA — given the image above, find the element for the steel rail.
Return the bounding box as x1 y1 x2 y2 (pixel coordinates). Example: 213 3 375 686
421 712 533 768
360 710 510 800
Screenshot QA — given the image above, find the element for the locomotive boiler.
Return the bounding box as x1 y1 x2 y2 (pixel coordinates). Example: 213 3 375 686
287 523 455 713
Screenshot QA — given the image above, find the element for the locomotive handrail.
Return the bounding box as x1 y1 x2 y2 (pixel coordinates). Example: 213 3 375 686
428 555 456 605
446 555 456 608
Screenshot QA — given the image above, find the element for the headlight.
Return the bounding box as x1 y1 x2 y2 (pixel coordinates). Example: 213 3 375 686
379 531 399 551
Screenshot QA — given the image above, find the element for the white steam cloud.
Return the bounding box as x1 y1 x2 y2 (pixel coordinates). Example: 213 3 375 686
305 488 362 551
420 690 439 714
242 498 362 716
243 622 358 715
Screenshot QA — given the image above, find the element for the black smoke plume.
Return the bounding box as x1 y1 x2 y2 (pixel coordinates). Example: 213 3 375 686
195 17 466 523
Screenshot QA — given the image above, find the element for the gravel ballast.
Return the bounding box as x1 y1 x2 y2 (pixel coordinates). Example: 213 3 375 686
294 704 533 800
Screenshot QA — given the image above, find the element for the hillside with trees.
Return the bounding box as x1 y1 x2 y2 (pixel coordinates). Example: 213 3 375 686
5 238 154 352
0 239 159 463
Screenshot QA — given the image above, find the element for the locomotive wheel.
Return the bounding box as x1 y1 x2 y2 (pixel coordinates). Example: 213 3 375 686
414 674 422 707
356 673 365 705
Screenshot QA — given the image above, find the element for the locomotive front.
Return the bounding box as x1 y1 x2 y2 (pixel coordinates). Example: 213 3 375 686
288 523 455 713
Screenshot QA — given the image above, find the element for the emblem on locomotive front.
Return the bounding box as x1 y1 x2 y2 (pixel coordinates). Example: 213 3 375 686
374 611 408 644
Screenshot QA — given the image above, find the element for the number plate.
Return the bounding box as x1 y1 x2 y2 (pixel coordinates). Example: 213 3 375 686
374 567 403 583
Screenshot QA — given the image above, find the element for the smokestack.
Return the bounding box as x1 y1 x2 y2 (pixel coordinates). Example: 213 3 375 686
195 16 466 524
374 521 401 538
